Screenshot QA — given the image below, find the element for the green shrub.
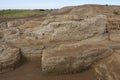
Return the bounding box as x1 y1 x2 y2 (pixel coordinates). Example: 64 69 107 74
105 4 108 6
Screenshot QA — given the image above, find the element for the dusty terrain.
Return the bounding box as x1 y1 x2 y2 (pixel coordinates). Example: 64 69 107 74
0 61 96 80
0 4 120 80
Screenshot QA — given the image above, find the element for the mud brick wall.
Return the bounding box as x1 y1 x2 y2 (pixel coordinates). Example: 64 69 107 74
107 20 120 41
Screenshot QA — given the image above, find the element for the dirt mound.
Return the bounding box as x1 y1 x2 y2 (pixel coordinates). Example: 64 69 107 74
51 4 120 19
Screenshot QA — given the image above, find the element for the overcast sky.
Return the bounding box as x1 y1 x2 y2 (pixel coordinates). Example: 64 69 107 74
0 0 120 9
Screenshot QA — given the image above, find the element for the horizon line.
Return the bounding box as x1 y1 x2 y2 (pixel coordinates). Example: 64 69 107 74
0 4 120 10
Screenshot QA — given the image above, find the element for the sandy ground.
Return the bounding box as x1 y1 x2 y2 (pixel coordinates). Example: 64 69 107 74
0 61 96 80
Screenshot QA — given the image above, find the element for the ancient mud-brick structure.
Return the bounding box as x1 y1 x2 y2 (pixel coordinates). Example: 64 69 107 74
107 18 120 41
108 19 120 31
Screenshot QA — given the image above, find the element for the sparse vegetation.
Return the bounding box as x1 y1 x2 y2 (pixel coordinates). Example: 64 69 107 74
0 9 51 18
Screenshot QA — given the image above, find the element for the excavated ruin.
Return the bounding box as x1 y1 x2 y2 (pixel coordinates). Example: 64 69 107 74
0 4 120 80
